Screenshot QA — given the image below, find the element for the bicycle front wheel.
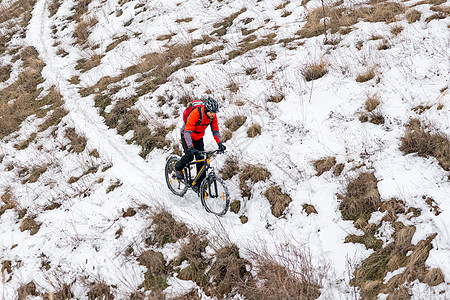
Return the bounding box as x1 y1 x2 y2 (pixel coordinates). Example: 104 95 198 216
165 156 188 197
200 175 230 216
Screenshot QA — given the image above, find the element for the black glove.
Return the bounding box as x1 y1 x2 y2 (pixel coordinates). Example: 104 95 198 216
218 142 226 153
189 148 199 156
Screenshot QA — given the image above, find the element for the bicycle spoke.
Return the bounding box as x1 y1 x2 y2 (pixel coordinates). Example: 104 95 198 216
165 156 187 197
200 176 229 216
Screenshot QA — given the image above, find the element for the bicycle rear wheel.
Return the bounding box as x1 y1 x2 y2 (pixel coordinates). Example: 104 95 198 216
200 175 230 216
165 156 188 196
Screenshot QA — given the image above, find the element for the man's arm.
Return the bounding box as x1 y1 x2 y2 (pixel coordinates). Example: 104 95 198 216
211 115 221 144
184 109 200 148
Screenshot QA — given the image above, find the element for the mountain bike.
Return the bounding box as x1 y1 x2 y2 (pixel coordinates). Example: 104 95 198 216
165 150 230 216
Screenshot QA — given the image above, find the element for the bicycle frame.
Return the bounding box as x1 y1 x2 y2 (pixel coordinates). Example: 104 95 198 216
183 151 217 187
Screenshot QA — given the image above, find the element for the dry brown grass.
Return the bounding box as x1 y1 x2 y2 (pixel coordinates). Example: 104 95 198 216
75 54 103 73
378 39 391 50
239 164 271 198
347 190 444 299
39 107 68 132
406 9 421 23
0 0 36 27
1 191 17 216
267 93 284 103
245 243 322 300
65 128 87 153
156 33 176 41
365 2 405 23
345 233 383 251
87 281 114 300
333 163 345 176
425 12 447 23
106 180 122 193
264 185 292 217
247 123 261 137
313 156 336 176
73 0 93 22
365 94 380 112
390 25 403 36
211 8 247 36
302 203 318 215
224 115 247 132
17 281 38 299
138 250 168 293
339 172 381 221
221 129 233 142
14 132 37 150
356 67 376 82
423 268 445 286
0 48 63 138
175 17 193 23
23 166 48 183
73 17 98 46
399 121 450 171
176 231 210 284
230 200 241 214
105 35 129 52
297 2 405 39
0 64 11 82
20 217 40 235
302 60 328 82
424 196 441 216
48 0 61 17
206 244 252 298
227 33 276 60
148 206 189 247
219 156 240 180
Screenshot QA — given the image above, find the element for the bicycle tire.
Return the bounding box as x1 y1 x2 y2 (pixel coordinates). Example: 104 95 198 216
165 156 188 196
200 175 230 216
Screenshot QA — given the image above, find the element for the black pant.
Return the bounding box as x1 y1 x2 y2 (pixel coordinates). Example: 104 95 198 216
175 135 205 186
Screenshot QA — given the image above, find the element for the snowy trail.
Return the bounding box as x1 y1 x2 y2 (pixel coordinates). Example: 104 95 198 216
28 0 157 187
26 0 235 231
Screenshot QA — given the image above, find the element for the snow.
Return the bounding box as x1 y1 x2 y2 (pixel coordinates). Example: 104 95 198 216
1 0 449 298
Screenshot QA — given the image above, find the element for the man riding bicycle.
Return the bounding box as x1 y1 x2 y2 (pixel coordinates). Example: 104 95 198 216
174 97 226 192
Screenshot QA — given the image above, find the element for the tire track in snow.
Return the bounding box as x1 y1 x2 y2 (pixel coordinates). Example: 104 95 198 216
27 0 166 198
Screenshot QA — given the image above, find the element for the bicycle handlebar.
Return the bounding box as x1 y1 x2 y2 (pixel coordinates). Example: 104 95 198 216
198 149 225 156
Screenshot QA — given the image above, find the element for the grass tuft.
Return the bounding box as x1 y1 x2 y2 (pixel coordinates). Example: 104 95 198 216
264 185 292 217
87 281 114 300
302 60 328 81
356 67 375 82
219 156 240 180
339 172 381 221
148 206 189 247
206 244 251 298
239 164 271 198
17 281 38 299
247 123 261 137
65 128 87 153
365 94 380 112
224 116 247 132
313 157 336 176
20 217 41 235
399 121 450 171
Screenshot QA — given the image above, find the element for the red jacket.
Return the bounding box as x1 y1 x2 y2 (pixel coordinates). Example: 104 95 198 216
182 105 221 148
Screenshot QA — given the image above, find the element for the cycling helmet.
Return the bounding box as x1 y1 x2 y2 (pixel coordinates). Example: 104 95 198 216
204 97 219 113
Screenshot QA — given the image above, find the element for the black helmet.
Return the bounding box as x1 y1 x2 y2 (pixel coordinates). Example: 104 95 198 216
204 97 219 113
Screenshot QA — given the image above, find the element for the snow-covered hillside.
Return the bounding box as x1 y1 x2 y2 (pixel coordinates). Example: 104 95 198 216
0 0 449 299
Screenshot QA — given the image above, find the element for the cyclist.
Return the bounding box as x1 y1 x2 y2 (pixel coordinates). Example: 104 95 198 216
174 97 226 192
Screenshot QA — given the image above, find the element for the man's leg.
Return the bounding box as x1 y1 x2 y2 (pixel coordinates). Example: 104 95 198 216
175 134 193 171
192 138 205 186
